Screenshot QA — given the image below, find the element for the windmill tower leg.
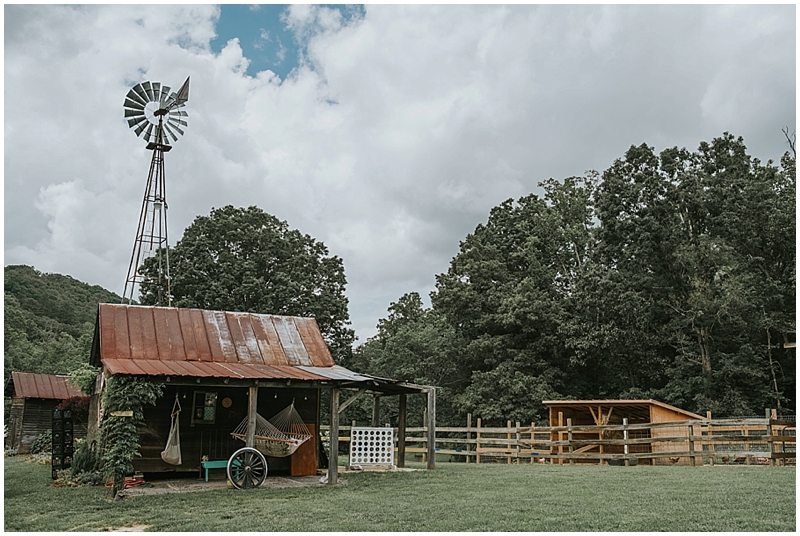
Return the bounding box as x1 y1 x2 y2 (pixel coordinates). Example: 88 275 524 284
123 130 172 306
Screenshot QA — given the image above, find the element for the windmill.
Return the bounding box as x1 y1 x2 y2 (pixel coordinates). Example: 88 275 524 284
122 77 190 305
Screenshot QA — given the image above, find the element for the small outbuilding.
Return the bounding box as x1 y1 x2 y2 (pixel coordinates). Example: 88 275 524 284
543 399 704 465
5 372 87 453
87 304 436 484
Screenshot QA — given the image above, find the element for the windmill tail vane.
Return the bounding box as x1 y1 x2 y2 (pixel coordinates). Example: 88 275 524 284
122 76 190 306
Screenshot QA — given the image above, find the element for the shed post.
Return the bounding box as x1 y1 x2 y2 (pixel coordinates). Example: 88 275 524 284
397 394 407 468
246 385 258 448
329 387 340 484
426 388 436 470
371 395 380 427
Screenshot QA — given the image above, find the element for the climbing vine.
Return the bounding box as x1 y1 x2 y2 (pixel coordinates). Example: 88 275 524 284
98 375 162 498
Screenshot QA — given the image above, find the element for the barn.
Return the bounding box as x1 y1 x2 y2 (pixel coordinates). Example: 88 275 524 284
543 399 704 465
5 372 87 453
86 303 435 484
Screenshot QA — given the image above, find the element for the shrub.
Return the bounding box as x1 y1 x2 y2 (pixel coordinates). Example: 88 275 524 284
31 429 52 454
71 439 98 474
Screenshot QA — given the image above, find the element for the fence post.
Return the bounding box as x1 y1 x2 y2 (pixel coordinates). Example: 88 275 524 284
688 422 696 466
766 408 775 467
706 411 714 466
397 395 406 468
623 418 629 467
466 413 472 464
507 420 512 464
567 418 574 465
530 422 535 464
476 418 482 464
515 421 521 465
558 411 564 465
422 407 427 463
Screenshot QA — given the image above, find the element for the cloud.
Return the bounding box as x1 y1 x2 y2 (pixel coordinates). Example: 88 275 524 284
4 5 795 342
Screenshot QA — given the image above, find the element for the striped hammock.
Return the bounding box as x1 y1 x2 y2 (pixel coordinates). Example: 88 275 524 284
231 402 311 458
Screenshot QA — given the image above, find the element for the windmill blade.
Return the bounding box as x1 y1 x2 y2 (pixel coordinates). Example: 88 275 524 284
124 98 145 111
143 122 154 141
126 88 147 107
132 84 149 108
151 82 161 101
142 81 154 101
127 116 147 128
124 108 145 118
166 122 184 137
169 110 188 118
134 121 148 137
167 117 188 128
163 122 179 142
159 85 171 105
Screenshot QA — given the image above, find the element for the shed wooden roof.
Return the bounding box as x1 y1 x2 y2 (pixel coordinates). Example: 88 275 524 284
7 372 83 400
543 399 703 421
91 304 337 380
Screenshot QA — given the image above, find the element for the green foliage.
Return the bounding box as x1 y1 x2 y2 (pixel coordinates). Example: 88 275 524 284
139 205 355 362
365 133 795 424
98 375 163 498
4 265 120 382
71 439 98 475
30 430 52 454
69 364 100 396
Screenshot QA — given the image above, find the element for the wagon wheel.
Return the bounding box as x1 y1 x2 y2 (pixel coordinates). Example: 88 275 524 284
227 447 268 489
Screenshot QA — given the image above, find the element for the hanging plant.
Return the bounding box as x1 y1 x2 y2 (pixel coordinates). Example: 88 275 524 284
98 375 162 498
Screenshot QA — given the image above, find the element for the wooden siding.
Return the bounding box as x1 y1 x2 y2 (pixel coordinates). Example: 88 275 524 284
7 398 87 453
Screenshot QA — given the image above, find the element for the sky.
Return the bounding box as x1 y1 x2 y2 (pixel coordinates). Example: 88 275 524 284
4 4 796 344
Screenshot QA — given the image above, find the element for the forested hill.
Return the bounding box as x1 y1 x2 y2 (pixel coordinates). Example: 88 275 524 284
4 265 122 380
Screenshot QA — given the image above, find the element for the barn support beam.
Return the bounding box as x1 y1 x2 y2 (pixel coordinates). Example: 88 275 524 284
329 387 340 485
397 394 407 468
426 388 436 470
246 385 258 448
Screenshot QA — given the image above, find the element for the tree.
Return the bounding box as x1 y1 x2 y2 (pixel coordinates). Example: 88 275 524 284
139 205 355 362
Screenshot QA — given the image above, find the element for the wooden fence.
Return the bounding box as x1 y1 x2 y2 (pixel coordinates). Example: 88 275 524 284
322 414 795 467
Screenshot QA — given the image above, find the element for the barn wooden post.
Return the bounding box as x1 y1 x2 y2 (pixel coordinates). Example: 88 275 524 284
246 384 258 448
426 388 436 470
371 395 380 427
329 387 340 485
397 394 407 468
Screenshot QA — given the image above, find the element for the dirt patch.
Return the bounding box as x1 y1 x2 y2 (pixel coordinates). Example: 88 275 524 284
111 524 150 532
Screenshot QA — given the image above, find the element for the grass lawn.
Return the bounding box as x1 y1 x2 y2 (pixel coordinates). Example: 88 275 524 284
3 456 796 532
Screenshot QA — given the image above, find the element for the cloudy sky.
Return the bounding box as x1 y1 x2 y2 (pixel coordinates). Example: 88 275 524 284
4 4 796 343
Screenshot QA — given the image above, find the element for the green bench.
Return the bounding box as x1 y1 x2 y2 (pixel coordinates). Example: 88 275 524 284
200 459 228 482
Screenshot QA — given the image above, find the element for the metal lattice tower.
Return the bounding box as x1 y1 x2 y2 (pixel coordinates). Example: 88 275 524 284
122 78 190 305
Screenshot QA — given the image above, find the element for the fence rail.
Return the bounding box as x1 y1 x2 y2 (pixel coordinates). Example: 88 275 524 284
321 415 795 467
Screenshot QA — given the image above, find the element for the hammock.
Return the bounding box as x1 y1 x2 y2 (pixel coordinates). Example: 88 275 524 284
161 395 182 465
231 402 311 458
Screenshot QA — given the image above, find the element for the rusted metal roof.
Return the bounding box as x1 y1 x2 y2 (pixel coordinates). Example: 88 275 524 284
92 304 336 380
9 372 83 400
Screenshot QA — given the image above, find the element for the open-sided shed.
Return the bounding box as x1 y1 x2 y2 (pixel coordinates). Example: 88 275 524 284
543 399 703 465
87 303 435 484
5 372 86 453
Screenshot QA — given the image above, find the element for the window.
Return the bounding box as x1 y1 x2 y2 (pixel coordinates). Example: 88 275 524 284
192 391 217 424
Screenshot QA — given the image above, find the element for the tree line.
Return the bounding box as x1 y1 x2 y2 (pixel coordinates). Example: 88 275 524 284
353 133 796 425
5 132 795 428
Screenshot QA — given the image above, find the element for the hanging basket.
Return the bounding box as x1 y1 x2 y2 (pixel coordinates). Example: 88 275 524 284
231 402 311 458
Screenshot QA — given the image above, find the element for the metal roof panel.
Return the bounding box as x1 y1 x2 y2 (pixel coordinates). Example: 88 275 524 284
11 372 83 399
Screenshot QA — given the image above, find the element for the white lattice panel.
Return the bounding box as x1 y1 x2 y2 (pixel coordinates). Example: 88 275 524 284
350 427 395 465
